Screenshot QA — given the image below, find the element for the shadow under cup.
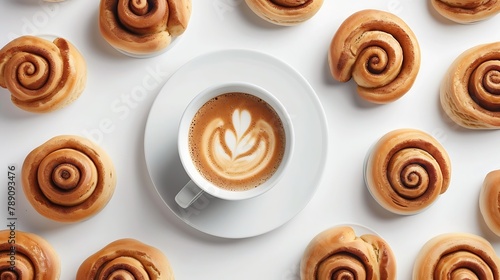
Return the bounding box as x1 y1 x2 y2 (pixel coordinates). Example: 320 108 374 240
176 82 294 208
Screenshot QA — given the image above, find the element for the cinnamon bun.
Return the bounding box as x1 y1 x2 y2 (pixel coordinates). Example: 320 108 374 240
440 42 500 129
300 225 397 279
413 233 500 279
364 128 451 215
22 135 116 223
431 0 500 23
99 0 192 57
76 238 174 280
0 229 60 279
245 0 324 25
480 170 500 236
0 35 86 113
328 9 420 104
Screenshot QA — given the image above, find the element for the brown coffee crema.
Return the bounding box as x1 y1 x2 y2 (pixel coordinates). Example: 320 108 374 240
189 92 286 191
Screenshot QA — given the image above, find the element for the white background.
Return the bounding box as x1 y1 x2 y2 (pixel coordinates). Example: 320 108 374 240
1 0 500 279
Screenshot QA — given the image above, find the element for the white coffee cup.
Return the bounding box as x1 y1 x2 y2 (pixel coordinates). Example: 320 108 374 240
175 82 294 208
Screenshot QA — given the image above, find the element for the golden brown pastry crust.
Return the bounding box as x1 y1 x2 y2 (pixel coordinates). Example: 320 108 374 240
480 170 500 236
413 233 500 279
431 0 500 23
245 0 323 25
364 129 451 215
328 9 420 104
440 42 500 129
300 225 396 280
99 0 192 56
22 135 116 223
0 35 87 113
76 238 174 280
0 230 60 279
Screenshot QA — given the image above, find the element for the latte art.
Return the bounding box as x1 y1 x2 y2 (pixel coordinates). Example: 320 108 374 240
206 109 275 178
189 92 286 191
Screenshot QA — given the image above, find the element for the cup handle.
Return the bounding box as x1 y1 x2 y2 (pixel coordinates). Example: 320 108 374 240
175 180 205 208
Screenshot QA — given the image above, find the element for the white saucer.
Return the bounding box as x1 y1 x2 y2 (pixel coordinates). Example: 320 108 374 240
144 49 328 239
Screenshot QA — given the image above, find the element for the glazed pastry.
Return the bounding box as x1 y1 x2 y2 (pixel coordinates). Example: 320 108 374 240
440 42 500 129
0 229 60 279
480 170 500 236
328 9 420 104
245 0 323 26
22 135 116 223
99 0 192 56
300 225 396 279
76 238 174 279
0 35 87 113
431 0 500 23
364 128 451 215
413 233 500 279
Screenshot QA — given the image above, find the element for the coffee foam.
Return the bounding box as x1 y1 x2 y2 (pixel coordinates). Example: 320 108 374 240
189 92 286 191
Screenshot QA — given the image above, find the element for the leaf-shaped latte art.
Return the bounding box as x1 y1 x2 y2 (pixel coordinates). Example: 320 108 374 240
440 42 500 129
431 0 500 23
245 0 323 25
0 35 87 113
203 109 276 181
413 233 500 279
22 135 116 223
227 109 254 158
99 0 192 55
364 129 451 215
329 9 421 104
300 226 397 280
76 239 174 280
0 230 60 279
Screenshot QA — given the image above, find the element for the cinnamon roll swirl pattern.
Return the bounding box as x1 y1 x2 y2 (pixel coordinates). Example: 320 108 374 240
0 230 60 279
480 170 500 236
364 129 451 215
0 35 87 113
431 0 500 23
99 0 192 56
22 135 116 223
328 9 421 104
440 42 500 129
244 0 324 26
76 238 174 280
300 226 397 280
413 233 500 279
